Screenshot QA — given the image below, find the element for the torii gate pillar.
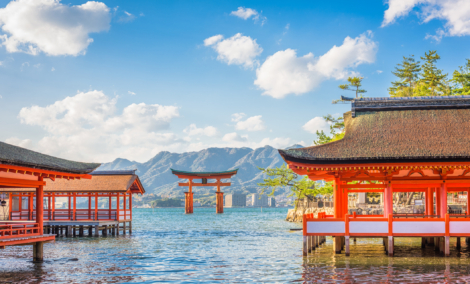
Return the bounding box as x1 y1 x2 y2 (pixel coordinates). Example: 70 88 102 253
185 191 193 214
216 192 224 214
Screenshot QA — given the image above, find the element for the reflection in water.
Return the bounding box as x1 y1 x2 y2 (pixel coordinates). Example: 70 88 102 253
303 237 470 283
2 208 470 282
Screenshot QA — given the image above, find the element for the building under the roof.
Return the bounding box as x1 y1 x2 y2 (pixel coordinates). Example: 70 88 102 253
1 169 145 238
0 141 100 262
279 96 470 257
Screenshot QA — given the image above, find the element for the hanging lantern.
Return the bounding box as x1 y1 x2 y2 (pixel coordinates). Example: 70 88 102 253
0 200 6 207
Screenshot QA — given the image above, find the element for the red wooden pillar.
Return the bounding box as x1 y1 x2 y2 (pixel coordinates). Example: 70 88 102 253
467 189 470 215
334 177 341 218
129 193 132 220
440 183 447 216
36 177 44 234
116 194 120 221
88 194 91 219
384 182 393 217
51 193 55 220
29 192 33 220
109 195 112 220
73 193 76 220
95 193 98 220
185 179 193 214
426 188 432 216
343 182 349 216
436 187 441 217
216 179 223 214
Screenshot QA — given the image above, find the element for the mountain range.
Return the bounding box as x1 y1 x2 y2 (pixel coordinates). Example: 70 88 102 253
98 144 304 197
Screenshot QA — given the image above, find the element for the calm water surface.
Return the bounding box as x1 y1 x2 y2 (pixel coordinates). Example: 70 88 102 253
2 208 470 283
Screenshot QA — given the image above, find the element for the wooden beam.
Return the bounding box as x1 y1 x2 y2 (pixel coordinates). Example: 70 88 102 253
178 182 231 187
342 184 386 189
0 177 46 188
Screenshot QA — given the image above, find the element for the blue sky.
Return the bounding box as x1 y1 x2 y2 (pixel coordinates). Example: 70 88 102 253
0 0 469 163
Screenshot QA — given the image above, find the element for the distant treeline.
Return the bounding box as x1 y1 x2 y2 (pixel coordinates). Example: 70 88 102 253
388 50 470 97
151 198 182 208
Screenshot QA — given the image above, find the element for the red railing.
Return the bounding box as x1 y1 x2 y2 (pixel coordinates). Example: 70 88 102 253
0 223 40 239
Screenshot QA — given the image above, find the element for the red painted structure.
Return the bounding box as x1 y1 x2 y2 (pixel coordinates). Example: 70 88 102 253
171 169 238 214
279 96 470 257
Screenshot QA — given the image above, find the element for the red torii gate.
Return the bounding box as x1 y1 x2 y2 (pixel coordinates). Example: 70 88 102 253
171 169 238 214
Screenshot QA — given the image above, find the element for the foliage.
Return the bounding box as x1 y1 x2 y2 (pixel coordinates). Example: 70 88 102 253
151 198 182 208
257 164 333 208
388 55 421 97
313 115 345 145
419 50 448 95
451 59 470 95
338 76 366 98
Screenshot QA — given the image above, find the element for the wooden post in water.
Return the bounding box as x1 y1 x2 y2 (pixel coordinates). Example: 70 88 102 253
388 237 394 256
129 221 132 234
94 225 99 237
457 237 461 249
334 237 342 254
421 237 426 248
33 242 44 263
345 236 350 256
303 236 308 256
123 222 127 235
79 225 84 237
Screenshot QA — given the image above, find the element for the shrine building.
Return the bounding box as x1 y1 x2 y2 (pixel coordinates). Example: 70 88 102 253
279 96 470 257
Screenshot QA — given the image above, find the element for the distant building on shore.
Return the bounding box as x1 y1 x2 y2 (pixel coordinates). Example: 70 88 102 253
252 193 268 207
225 193 246 207
268 197 276 207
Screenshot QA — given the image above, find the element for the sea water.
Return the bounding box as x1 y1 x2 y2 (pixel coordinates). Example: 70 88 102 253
2 208 470 283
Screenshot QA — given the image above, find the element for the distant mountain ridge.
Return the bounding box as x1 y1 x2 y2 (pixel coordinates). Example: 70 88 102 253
98 145 303 196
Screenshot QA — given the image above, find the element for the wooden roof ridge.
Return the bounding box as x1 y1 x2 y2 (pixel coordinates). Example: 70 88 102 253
280 107 470 165
170 168 238 176
0 141 100 174
351 95 470 117
91 170 137 175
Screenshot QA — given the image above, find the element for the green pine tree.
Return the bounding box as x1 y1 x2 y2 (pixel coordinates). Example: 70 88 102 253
339 77 366 98
389 55 421 97
451 59 470 95
419 50 448 96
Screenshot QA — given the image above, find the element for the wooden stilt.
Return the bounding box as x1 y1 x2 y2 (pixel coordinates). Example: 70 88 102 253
457 237 461 249
303 236 308 256
445 236 450 256
384 237 388 253
66 225 72 237
428 237 434 246
94 225 99 237
440 237 444 254
88 226 92 236
388 236 394 256
421 237 426 248
33 242 44 263
354 237 356 243
345 236 350 256
102 225 108 237
116 223 120 236
112 225 116 236
334 236 342 254
123 222 127 235
79 225 84 237
73 226 76 237
129 221 132 234
435 237 440 251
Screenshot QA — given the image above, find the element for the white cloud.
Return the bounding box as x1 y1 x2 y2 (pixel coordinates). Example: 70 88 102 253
128 91 136 96
183 124 218 137
382 0 470 41
258 137 297 149
119 10 136 22
5 137 32 149
376 70 383 74
33 63 40 68
204 33 263 68
235 115 265 131
230 7 266 25
231 7 259 20
51 67 55 71
231 112 246 122
254 31 377 98
0 0 111 56
302 117 331 134
16 90 181 162
222 132 248 142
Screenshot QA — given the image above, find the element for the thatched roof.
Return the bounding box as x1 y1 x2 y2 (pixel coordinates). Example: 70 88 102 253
280 96 470 164
0 141 100 174
3 171 145 193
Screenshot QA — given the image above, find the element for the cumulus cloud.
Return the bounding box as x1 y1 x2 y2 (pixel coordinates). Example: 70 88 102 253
222 132 248 142
183 124 218 137
16 90 181 162
5 137 32 149
235 115 266 131
254 31 377 98
128 91 136 96
204 33 263 68
231 112 246 122
0 0 111 56
382 0 470 41
302 117 331 134
258 137 297 149
230 7 266 25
